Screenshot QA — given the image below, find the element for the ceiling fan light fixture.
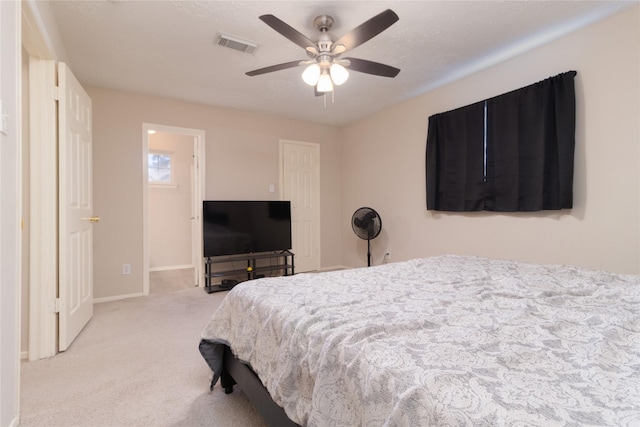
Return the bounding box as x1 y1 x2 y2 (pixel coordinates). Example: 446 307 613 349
317 72 334 92
302 63 321 86
330 63 349 85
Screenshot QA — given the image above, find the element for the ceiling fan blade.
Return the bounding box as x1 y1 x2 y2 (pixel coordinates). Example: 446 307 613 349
246 60 305 76
332 9 399 53
259 14 316 50
343 57 400 78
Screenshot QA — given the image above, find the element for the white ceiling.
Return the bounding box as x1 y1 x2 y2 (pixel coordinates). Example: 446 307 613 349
46 0 634 126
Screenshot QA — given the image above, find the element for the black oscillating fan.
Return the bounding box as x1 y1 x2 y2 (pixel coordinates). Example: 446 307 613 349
352 207 382 267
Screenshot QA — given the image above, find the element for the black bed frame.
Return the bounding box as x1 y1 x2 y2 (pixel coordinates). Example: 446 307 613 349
221 346 301 427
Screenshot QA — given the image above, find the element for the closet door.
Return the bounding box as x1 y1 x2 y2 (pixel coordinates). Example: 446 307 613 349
281 140 320 273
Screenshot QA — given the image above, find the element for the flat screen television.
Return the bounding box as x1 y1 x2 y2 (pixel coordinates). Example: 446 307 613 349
203 200 292 257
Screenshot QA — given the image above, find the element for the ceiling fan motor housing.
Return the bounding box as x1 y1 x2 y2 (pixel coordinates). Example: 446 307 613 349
313 15 334 32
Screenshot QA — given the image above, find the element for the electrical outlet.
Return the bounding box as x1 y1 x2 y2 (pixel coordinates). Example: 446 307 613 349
122 264 131 275
383 252 391 264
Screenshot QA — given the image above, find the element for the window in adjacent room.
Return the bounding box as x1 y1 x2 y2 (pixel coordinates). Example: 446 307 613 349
148 151 173 184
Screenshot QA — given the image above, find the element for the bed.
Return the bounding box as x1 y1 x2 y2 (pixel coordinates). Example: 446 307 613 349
199 255 640 426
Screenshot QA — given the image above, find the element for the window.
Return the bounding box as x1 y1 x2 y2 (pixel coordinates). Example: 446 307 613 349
148 152 173 184
426 71 576 212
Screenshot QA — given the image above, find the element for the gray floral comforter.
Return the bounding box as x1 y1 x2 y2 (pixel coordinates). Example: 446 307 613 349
200 255 640 426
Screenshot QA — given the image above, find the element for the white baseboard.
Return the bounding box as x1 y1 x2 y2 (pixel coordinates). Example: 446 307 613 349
315 265 351 272
149 264 194 272
94 292 145 304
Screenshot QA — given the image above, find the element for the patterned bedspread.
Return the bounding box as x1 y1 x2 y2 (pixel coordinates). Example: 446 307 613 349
200 255 640 426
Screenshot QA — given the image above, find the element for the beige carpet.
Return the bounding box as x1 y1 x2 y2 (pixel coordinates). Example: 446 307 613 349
20 286 268 427
149 268 196 294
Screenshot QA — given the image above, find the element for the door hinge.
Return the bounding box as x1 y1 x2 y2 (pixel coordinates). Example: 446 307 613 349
53 86 60 101
54 298 62 313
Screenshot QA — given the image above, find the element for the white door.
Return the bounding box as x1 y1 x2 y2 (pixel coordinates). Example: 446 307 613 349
58 62 94 351
281 141 320 272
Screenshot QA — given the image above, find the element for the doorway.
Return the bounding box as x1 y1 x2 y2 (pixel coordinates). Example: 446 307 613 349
142 124 205 294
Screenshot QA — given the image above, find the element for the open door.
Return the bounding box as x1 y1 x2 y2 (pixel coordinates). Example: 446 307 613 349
58 62 94 351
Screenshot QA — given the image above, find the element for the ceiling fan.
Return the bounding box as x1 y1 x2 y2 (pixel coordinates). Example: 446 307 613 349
246 9 401 95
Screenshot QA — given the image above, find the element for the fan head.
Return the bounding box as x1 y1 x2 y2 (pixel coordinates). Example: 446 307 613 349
352 207 382 240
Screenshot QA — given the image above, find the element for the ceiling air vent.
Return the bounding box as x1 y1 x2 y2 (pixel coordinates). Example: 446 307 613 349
217 32 258 54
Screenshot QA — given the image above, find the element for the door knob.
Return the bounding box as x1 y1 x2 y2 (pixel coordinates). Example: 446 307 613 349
82 216 101 223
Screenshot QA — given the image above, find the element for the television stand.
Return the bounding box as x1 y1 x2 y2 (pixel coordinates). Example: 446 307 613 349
203 250 295 294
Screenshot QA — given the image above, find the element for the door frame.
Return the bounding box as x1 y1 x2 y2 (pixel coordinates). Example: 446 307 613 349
23 0 61 363
142 123 205 293
27 57 58 360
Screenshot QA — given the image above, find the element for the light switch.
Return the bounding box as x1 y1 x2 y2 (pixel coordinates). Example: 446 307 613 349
269 184 275 193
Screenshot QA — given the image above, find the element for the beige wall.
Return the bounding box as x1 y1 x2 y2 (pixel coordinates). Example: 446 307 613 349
88 87 343 299
340 6 640 274
148 132 194 269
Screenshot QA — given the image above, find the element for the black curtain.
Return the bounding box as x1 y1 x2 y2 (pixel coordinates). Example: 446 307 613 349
485 71 576 211
426 71 576 212
426 101 485 211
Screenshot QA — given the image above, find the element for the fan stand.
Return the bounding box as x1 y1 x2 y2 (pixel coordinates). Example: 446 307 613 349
367 237 372 267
